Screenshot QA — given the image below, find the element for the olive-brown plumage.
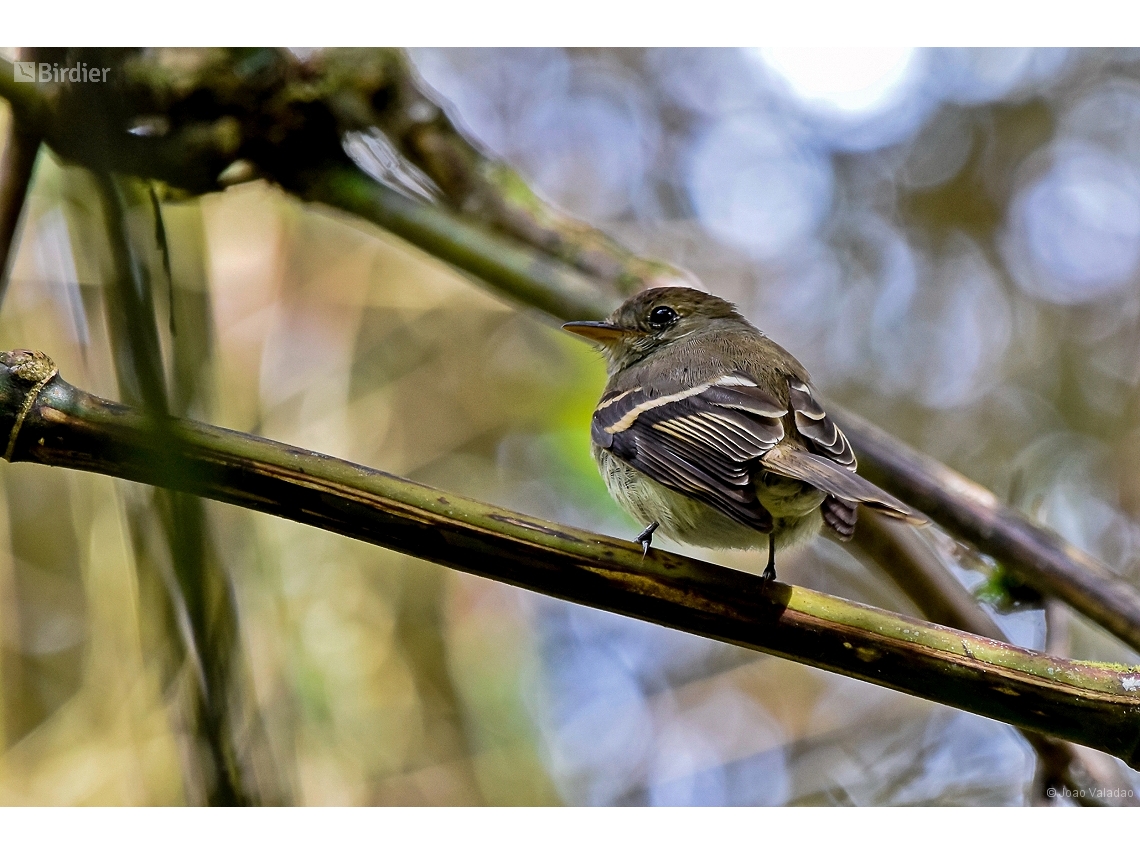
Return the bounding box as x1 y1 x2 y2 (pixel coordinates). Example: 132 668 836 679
564 286 926 580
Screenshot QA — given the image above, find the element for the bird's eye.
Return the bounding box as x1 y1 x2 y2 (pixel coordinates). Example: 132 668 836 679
648 306 679 329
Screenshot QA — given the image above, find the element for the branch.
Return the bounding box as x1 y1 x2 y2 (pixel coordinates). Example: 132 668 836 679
302 165 616 322
344 50 690 292
3 350 1140 768
851 516 1138 805
840 408 1140 654
93 173 261 804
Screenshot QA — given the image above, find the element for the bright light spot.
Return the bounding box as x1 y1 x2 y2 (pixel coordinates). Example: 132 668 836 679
687 117 833 261
754 47 917 116
1010 145 1140 304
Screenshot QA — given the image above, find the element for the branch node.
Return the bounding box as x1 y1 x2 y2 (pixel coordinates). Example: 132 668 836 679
2 350 57 461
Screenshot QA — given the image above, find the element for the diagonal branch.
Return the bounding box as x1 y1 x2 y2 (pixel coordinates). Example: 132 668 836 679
3 350 1140 768
841 408 1140 654
850 515 1138 805
337 49 690 293
302 165 616 322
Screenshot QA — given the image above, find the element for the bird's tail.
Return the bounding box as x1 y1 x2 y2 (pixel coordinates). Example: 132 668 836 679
761 444 929 535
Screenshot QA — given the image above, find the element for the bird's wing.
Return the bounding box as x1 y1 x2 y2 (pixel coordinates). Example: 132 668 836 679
592 374 786 531
774 380 928 535
786 380 856 470
785 379 859 538
760 443 926 523
594 373 928 538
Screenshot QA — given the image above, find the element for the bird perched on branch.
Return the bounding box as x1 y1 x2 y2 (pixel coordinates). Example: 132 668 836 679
564 287 927 581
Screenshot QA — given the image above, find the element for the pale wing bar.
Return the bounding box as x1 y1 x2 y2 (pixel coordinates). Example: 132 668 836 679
593 375 787 531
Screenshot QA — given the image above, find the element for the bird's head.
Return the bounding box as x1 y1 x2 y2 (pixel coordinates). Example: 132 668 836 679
563 287 747 372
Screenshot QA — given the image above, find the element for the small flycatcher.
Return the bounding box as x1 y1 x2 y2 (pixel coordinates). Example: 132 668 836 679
564 286 927 581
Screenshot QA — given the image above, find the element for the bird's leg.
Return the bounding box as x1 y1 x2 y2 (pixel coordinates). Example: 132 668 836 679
762 536 777 582
635 522 659 557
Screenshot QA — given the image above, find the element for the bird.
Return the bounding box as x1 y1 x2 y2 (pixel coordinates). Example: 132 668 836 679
563 286 927 581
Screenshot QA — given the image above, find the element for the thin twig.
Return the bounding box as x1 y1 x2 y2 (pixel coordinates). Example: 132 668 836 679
2 351 1140 768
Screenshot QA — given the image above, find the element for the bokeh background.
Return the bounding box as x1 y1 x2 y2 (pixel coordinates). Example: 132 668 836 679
3 46 1140 804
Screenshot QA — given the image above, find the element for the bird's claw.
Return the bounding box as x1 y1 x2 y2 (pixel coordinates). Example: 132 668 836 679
635 522 659 558
762 537 777 583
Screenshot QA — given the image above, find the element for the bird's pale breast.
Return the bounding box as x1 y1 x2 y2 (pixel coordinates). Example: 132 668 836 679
594 444 824 552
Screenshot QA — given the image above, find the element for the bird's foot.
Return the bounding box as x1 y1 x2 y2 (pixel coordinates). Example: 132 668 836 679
762 537 777 583
635 522 660 558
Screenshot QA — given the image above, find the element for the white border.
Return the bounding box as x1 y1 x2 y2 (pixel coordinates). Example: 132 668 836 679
2 1 1138 48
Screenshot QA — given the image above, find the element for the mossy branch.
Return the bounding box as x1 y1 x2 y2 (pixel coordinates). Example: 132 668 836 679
3 350 1140 768
840 408 1140 654
341 52 690 293
850 515 1135 804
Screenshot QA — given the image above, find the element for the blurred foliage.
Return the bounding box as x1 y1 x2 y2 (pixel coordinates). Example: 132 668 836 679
974 564 1045 614
3 47 1140 804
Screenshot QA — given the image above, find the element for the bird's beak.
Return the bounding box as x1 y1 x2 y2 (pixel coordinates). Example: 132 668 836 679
561 321 629 344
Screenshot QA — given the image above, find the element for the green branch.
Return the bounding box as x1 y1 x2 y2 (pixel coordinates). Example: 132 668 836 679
344 49 687 292
841 408 1140 654
303 165 616 321
3 350 1140 767
849 515 1131 804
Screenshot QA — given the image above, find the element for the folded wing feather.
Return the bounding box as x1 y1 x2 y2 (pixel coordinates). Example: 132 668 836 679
760 443 927 524
593 372 927 536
